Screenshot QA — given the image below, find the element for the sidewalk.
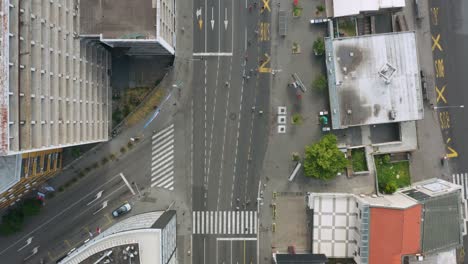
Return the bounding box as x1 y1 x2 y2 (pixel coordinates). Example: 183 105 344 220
400 0 450 182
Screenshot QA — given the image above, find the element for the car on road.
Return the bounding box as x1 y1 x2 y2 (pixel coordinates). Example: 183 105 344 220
112 202 132 217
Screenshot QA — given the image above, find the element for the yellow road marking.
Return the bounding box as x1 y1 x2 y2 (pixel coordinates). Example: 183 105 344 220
447 146 458 158
432 34 443 51
64 240 71 247
261 0 271 13
258 53 271 73
259 22 270 41
435 85 447 103
434 59 445 78
431 7 439 26
104 214 113 227
439 111 450 129
199 19 203 30
48 251 55 261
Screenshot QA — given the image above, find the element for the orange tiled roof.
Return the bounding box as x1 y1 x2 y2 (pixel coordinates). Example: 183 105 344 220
369 205 422 264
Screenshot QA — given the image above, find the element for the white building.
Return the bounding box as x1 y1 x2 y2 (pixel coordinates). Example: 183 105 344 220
59 211 177 264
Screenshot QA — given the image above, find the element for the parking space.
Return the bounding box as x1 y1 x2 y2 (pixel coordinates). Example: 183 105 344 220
272 193 310 252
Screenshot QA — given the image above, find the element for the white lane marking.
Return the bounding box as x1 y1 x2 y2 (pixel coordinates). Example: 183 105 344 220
152 161 174 177
152 139 174 155
17 237 33 252
201 211 205 234
241 211 244 234
86 190 103 206
151 149 174 166
217 237 257 241
152 129 174 146
152 175 173 188
151 166 173 181
214 211 218 234
228 211 231 234
193 212 197 234
254 211 257 234
152 124 174 139
193 52 233 56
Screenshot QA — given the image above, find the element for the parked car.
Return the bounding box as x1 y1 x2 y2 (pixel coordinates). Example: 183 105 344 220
112 202 131 217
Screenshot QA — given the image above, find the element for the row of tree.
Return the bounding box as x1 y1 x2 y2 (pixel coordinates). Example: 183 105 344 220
0 198 43 236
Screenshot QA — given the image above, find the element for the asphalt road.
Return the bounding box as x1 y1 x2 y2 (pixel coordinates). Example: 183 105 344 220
191 0 271 262
0 91 179 264
428 0 468 262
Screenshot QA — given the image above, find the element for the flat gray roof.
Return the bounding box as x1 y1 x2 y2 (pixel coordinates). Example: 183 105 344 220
325 32 423 129
80 0 156 39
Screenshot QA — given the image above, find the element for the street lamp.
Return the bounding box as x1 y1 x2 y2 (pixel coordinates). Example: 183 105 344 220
433 105 465 110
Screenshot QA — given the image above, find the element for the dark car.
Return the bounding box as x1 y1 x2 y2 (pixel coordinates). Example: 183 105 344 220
112 202 131 217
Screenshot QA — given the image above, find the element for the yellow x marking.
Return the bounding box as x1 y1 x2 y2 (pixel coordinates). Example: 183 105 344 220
258 53 271 73
261 0 271 13
432 34 443 51
435 85 447 103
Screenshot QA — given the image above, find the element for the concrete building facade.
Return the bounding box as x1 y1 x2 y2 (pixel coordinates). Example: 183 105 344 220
79 0 176 55
0 0 111 156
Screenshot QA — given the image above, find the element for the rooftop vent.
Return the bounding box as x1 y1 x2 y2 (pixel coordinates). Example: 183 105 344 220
378 62 396 83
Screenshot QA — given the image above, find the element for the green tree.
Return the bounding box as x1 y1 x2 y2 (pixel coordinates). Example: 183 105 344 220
291 113 303 125
313 38 325 56
312 74 328 92
70 147 82 159
22 198 42 216
316 5 325 13
384 181 398 194
303 134 348 180
0 208 24 236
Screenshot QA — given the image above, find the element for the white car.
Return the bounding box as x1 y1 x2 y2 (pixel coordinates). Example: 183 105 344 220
112 202 131 217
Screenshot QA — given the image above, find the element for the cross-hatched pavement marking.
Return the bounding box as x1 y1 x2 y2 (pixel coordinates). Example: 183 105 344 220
193 211 257 235
151 124 175 190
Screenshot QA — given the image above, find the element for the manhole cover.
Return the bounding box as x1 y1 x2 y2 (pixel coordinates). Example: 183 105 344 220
229 113 237 120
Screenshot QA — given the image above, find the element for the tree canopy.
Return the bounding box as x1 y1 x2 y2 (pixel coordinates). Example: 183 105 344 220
303 134 348 180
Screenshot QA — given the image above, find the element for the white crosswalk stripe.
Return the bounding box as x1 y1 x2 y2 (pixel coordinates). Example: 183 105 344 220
192 211 258 235
151 124 175 190
451 173 468 235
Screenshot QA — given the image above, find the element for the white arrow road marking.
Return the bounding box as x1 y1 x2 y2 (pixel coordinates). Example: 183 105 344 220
23 246 39 261
86 190 103 206
211 7 215 30
17 237 33 252
93 201 108 215
224 7 228 30
196 7 202 19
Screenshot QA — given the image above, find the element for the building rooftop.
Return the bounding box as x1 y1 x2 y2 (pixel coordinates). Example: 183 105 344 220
80 0 157 39
369 205 422 264
325 32 423 129
326 0 405 17
0 155 21 195
59 211 174 264
420 192 463 253
399 178 462 202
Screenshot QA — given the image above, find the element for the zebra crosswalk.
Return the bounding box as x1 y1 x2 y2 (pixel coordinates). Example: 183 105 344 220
151 124 175 190
192 211 258 235
451 173 468 235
